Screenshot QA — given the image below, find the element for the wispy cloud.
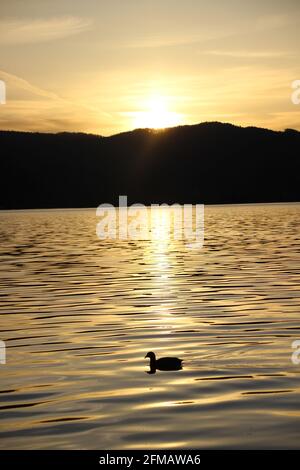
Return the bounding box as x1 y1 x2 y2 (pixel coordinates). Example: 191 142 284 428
120 29 236 49
256 14 291 31
0 70 61 100
203 50 293 59
123 34 205 49
0 16 92 45
0 69 113 134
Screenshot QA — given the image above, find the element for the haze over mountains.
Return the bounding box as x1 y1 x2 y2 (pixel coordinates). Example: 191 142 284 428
0 122 299 209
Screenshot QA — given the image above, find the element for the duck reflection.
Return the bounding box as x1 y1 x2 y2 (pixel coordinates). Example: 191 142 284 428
145 351 183 374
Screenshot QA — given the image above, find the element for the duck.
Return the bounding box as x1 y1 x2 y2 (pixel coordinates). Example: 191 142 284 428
144 351 183 371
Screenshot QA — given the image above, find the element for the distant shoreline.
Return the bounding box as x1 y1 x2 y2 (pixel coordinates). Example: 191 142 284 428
1 201 300 212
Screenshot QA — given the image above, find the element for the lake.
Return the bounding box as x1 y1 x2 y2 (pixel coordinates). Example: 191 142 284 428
0 203 300 449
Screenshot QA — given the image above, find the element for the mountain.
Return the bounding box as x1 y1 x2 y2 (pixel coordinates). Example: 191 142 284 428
0 122 299 209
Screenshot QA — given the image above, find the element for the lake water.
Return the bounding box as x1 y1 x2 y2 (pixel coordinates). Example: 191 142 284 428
0 204 300 449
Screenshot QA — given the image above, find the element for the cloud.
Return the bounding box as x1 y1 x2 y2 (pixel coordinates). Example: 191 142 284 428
0 70 61 100
256 14 291 31
203 50 293 59
0 69 114 134
0 16 92 45
122 34 205 49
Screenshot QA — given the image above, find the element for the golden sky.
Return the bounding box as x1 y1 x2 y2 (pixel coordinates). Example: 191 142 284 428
0 0 300 135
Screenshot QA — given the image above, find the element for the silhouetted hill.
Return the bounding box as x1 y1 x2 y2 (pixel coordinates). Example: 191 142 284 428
0 122 299 209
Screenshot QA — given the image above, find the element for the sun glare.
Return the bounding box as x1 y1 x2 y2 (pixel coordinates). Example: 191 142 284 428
133 95 183 130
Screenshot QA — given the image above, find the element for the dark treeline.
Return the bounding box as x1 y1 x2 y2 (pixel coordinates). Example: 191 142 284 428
0 122 299 209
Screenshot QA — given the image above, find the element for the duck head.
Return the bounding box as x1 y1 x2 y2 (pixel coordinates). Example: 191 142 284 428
145 351 156 361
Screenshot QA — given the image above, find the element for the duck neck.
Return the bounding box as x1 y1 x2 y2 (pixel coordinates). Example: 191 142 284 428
150 357 156 368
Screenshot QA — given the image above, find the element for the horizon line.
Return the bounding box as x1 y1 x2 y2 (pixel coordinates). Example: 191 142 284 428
0 120 299 139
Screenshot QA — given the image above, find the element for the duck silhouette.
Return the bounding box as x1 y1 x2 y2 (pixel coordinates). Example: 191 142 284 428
145 351 183 374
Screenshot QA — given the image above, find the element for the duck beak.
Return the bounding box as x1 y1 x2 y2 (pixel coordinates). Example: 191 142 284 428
144 355 147 359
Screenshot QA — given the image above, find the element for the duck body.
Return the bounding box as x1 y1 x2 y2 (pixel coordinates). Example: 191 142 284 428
145 351 183 371
156 357 182 370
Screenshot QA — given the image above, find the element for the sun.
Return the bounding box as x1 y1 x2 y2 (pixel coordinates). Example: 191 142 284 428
133 95 183 130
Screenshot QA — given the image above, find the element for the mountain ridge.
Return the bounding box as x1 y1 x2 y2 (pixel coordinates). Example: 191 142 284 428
0 121 299 209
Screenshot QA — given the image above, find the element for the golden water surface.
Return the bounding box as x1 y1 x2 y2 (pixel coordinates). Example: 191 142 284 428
0 204 300 449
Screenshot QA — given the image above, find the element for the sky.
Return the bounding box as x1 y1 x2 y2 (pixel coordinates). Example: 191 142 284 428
0 0 300 135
